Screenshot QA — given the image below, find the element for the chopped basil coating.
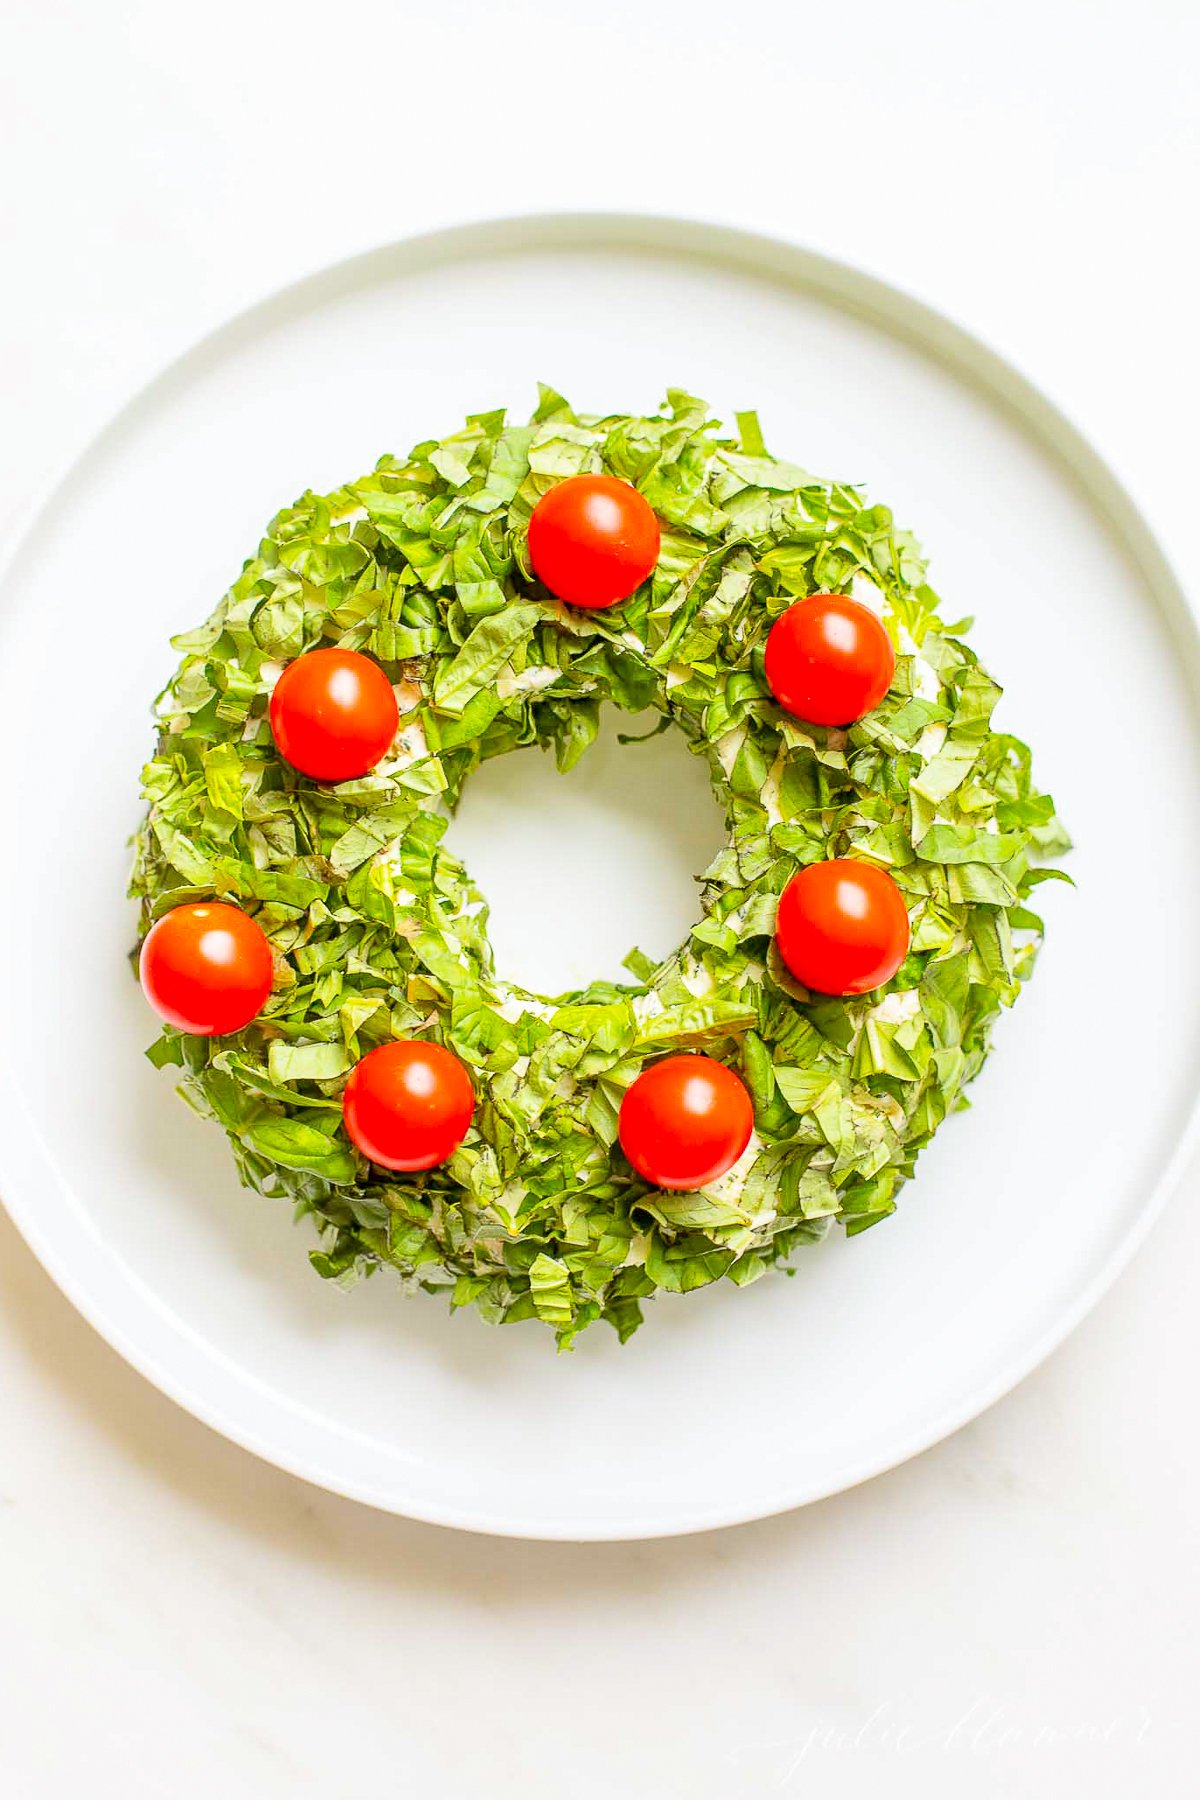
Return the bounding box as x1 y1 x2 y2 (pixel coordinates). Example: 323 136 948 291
130 390 1069 1347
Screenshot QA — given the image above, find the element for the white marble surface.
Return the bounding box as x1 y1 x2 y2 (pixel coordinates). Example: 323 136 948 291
1 2 1197 1793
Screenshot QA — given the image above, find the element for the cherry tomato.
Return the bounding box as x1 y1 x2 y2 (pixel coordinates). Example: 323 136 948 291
139 902 274 1035
618 1054 754 1191
764 593 895 727
343 1041 474 1172
527 473 660 609
269 647 399 782
776 859 910 996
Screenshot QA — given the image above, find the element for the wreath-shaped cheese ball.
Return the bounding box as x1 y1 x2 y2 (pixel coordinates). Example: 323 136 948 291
131 389 1067 1347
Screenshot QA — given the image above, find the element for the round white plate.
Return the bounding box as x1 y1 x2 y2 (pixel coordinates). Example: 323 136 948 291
1 214 1197 1540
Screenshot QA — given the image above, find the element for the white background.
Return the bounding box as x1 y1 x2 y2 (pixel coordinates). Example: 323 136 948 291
1 2 1197 1795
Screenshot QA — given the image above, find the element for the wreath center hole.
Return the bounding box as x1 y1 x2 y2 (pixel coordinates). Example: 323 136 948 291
445 709 727 997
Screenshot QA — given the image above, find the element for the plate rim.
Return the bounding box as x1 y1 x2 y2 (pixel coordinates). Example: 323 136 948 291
1 208 1198 1540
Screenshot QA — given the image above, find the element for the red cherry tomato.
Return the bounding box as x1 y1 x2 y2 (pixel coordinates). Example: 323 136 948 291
618 1054 754 1191
776 859 910 996
764 593 895 727
528 473 660 609
269 647 399 782
343 1041 475 1173
139 902 274 1035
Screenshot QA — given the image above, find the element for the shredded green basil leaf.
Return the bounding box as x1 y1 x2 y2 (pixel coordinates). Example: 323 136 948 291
130 389 1068 1347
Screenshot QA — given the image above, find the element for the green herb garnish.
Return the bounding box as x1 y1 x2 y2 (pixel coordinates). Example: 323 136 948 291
130 388 1068 1347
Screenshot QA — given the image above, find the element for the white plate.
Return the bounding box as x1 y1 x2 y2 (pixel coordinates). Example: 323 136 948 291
1 214 1198 1541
